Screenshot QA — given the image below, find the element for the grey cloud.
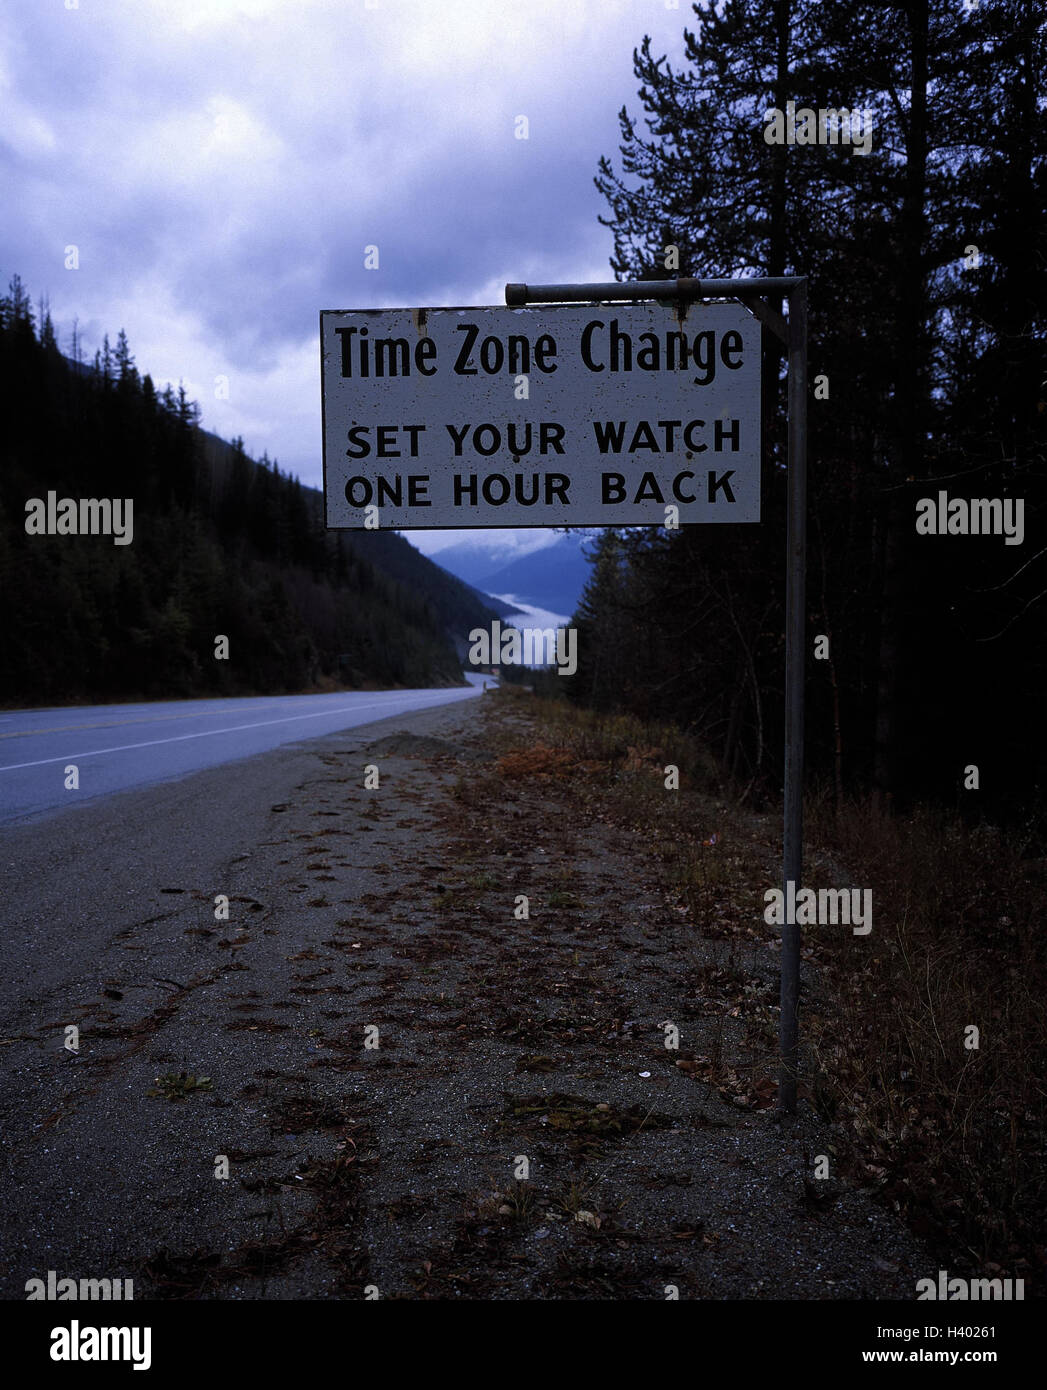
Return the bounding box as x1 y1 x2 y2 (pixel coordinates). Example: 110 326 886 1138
1 0 687 486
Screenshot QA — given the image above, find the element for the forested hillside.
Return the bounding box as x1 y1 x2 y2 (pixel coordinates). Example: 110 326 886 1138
0 279 497 705
572 0 1045 826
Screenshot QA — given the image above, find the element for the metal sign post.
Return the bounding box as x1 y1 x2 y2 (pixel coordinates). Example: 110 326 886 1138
504 277 807 1115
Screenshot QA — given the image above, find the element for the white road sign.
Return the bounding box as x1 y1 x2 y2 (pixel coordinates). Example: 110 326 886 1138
320 302 761 529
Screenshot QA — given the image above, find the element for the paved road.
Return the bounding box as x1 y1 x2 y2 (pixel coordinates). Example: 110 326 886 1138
0 680 486 824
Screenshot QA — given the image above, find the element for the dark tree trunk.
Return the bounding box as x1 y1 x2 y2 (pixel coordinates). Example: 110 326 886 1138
873 0 928 804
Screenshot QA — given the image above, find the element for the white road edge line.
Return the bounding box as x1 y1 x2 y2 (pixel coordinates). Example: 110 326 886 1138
0 689 479 773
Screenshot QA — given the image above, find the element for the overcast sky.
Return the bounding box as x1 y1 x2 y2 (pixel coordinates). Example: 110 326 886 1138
0 0 692 558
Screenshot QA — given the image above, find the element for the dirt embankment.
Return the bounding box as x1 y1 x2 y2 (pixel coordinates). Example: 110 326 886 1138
0 690 928 1299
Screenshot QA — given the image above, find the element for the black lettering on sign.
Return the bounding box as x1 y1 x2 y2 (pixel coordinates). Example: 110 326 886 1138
579 319 746 385
346 425 427 458
599 471 735 505
444 423 566 456
714 419 740 450
708 469 736 501
336 327 437 378
453 325 559 376
343 476 431 507
593 420 709 454
601 473 625 503
452 474 572 506
454 323 480 375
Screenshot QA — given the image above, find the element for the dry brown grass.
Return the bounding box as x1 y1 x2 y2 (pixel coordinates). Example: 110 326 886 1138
804 795 1046 1273
505 685 1047 1275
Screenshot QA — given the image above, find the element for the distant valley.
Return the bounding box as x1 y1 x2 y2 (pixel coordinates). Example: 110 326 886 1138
427 532 593 620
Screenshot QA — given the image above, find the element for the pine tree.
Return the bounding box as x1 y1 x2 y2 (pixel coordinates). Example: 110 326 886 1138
2 273 36 338
590 0 1045 806
176 381 200 426
114 328 137 385
38 295 58 352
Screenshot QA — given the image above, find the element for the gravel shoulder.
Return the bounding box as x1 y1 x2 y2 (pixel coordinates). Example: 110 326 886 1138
0 691 929 1300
